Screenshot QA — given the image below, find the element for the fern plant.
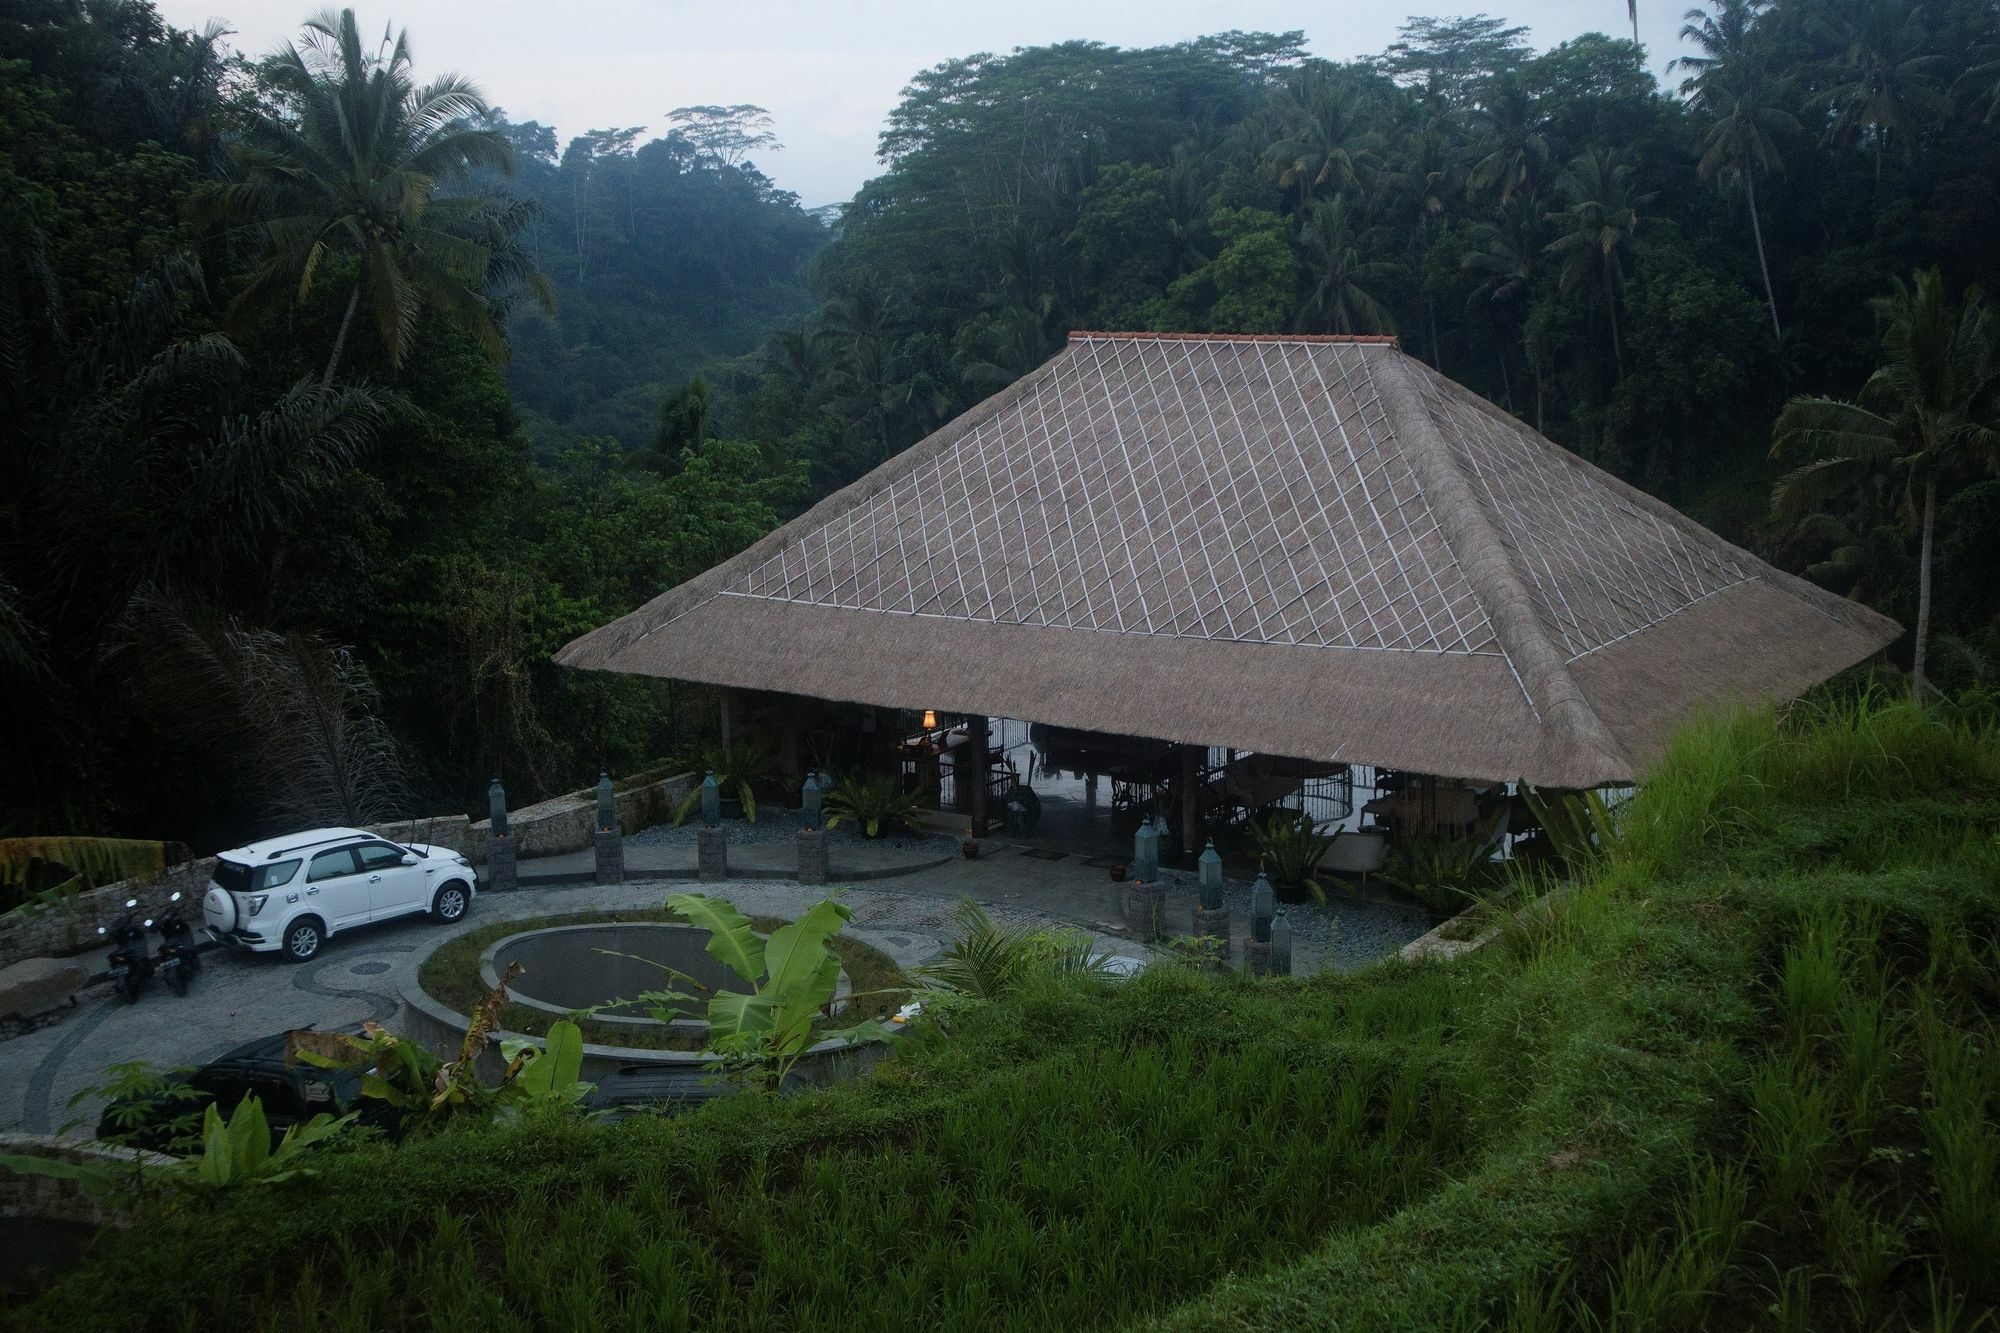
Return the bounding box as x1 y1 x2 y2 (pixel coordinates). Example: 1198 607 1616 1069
1248 809 1336 903
823 773 923 839
672 737 781 824
920 900 1121 998
1378 836 1503 916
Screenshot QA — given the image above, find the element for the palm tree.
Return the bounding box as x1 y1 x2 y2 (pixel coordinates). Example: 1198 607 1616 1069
1544 147 1657 375
203 8 549 385
1265 67 1380 206
1461 196 1546 423
1672 0 1769 95
1466 74 1550 207
1771 271 2000 705
1294 200 1398 336
1808 0 1945 191
1691 65 1799 343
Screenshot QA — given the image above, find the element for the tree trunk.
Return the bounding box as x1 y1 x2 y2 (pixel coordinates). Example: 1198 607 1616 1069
1745 171 1782 344
1426 294 1440 369
1913 475 1936 709
323 286 361 388
1606 281 1623 379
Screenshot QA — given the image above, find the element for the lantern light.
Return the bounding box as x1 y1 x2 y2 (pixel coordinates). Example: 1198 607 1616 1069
1133 820 1159 883
922 709 938 730
1198 839 1224 910
801 772 823 828
1270 906 1294 975
700 771 721 828
596 771 616 832
1250 872 1275 943
488 776 509 837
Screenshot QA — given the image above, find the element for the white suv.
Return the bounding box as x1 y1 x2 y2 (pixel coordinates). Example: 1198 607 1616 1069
200 828 476 963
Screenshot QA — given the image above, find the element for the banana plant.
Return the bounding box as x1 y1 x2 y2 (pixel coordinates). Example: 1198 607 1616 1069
499 1018 594 1110
190 1095 355 1188
647 893 898 1091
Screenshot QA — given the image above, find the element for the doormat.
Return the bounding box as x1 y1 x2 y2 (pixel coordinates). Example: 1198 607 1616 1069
1021 848 1068 861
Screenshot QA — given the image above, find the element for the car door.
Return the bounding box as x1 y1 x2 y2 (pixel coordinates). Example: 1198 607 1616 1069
354 842 427 921
302 847 372 930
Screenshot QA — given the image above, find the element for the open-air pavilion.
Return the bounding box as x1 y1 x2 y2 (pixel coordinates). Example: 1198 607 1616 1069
556 332 1899 864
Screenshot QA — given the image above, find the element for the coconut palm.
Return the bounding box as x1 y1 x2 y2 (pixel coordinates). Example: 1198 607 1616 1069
1294 200 1398 336
1808 0 1945 190
202 8 550 385
1544 147 1657 375
1672 0 1770 95
1265 68 1380 206
1771 271 2000 705
1466 73 1550 207
1461 196 1546 422
1691 65 1799 343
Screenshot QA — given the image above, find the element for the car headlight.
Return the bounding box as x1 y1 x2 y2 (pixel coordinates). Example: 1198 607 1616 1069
247 894 268 917
453 855 470 868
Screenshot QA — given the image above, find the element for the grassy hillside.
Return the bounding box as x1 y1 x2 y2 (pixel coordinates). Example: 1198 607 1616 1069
12 700 1998 1331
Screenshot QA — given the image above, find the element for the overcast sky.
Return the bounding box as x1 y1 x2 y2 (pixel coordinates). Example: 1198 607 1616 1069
155 1 1697 207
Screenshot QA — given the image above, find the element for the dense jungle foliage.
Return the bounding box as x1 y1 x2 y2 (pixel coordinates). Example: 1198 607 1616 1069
1 0 1997 847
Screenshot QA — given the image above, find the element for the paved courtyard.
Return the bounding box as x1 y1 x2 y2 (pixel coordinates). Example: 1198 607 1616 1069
0 845 1433 1137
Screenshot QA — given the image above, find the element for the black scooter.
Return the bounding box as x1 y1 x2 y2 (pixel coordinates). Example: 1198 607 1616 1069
97 898 155 1004
153 891 201 996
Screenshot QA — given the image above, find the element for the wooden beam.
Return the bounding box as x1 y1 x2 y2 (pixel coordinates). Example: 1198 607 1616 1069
1179 744 1201 856
969 715 990 836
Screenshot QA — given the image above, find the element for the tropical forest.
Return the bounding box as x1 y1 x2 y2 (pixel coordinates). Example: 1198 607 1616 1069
2 0 2000 1328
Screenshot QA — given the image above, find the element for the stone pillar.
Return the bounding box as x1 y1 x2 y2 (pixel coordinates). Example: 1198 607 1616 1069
697 826 729 882
1193 904 1231 950
1123 879 1166 943
488 834 517 891
796 828 828 885
1245 938 1273 977
594 828 624 885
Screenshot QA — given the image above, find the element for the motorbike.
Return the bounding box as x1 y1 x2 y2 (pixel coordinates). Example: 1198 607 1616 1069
97 898 156 1004
153 891 202 997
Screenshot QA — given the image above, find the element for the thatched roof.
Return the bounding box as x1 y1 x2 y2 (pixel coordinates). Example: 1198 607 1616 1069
557 333 1899 787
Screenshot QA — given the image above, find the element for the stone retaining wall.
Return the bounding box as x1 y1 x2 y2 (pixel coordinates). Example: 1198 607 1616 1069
0 857 219 967
0 1133 173 1228
464 772 695 865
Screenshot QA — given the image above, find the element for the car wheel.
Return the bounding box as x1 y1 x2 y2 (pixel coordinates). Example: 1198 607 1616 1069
431 882 469 923
283 918 324 964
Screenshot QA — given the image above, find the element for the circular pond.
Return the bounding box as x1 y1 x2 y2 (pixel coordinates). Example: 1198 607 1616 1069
480 923 849 1031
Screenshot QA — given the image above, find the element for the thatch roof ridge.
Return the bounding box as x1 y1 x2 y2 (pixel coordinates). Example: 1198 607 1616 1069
1375 352 1635 779
552 359 1059 671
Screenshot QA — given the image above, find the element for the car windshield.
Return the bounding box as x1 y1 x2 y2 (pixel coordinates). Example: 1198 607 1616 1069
214 859 301 894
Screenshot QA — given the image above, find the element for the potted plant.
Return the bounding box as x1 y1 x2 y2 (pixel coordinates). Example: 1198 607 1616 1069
671 738 781 824
961 828 979 860
823 773 924 839
1247 809 1336 904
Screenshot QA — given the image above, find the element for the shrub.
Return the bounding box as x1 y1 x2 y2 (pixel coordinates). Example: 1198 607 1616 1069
822 772 922 838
